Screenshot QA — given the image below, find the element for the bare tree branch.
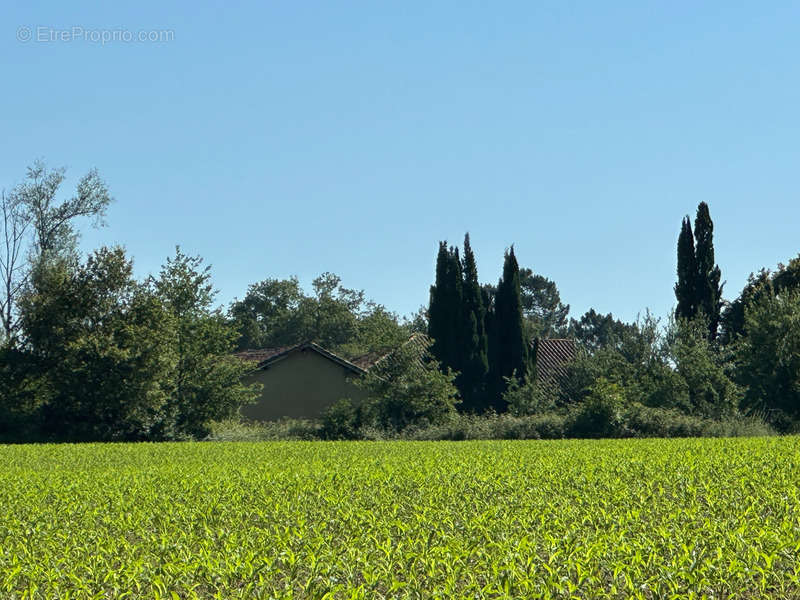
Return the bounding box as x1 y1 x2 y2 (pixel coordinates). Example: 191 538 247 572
0 190 31 343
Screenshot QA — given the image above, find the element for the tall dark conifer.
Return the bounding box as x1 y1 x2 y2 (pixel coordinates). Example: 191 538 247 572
427 242 463 374
675 216 697 321
488 246 528 410
448 247 464 370
459 233 489 412
694 202 723 340
428 242 450 368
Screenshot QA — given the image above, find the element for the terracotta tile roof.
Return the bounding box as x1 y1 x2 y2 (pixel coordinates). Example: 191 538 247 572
532 338 577 383
369 333 431 372
234 342 367 375
235 334 430 375
233 347 293 364
350 351 384 371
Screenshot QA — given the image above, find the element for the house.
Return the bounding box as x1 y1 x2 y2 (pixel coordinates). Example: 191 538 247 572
235 342 373 421
236 335 575 421
531 338 577 388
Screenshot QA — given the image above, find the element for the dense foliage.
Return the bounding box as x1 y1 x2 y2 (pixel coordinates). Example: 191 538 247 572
228 272 412 360
0 163 258 442
735 289 800 425
1 246 257 442
354 335 460 432
1 438 799 598
3 160 800 439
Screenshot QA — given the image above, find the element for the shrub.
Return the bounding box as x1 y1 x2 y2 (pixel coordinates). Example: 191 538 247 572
399 412 568 441
320 399 363 440
622 403 775 438
569 378 626 438
357 336 460 432
206 417 321 441
502 374 558 416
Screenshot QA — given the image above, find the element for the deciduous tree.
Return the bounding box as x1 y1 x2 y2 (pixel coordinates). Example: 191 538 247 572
20 247 171 441
0 161 111 345
358 335 459 431
735 289 800 428
153 247 258 439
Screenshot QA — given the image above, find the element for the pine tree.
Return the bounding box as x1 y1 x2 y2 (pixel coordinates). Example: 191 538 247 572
459 233 489 412
675 216 697 321
694 202 723 340
489 246 528 410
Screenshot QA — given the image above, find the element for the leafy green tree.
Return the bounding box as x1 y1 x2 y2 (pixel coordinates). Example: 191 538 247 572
336 304 410 359
568 309 636 353
721 256 800 343
564 313 690 412
483 268 569 341
19 247 172 441
518 268 570 339
669 317 741 418
1 161 111 345
298 272 364 351
459 233 489 412
565 311 741 420
674 216 697 321
229 272 407 360
22 162 112 264
693 202 723 339
153 248 258 439
489 246 528 408
357 335 459 431
405 306 429 334
735 289 800 428
720 269 771 343
773 255 800 292
0 346 47 441
228 277 307 350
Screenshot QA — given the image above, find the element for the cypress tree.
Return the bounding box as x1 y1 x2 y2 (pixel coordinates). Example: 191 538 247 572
694 202 723 340
459 233 489 412
482 284 495 382
428 242 450 368
488 246 528 410
675 216 697 321
447 246 464 370
427 242 463 374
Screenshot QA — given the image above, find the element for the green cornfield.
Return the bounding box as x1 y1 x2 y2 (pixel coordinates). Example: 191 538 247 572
1 438 799 599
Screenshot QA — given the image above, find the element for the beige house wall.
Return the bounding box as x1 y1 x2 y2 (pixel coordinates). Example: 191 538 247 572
240 349 369 421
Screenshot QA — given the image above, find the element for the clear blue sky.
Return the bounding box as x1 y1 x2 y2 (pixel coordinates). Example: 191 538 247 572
3 2 799 325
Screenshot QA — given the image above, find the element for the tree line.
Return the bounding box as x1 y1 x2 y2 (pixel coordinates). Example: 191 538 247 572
0 163 260 441
2 161 800 441
421 201 800 434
